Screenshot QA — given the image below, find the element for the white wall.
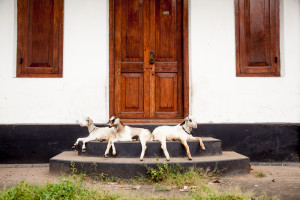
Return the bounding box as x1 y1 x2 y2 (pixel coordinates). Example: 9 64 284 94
0 0 299 124
190 0 300 123
0 0 109 124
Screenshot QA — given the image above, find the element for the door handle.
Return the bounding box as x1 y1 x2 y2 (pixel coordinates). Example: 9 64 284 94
149 51 155 64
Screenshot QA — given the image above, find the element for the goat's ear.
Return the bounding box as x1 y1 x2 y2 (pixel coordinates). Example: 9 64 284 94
114 118 120 125
184 115 189 121
88 118 93 126
110 116 115 121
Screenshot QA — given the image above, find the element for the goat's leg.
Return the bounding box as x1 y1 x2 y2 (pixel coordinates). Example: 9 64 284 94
139 139 147 161
72 138 85 149
104 138 118 157
160 139 170 161
188 136 206 151
82 137 93 152
111 141 117 155
197 137 205 150
104 140 112 158
181 139 192 160
194 137 205 150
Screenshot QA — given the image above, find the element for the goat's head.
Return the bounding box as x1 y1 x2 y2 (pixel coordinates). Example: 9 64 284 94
80 117 93 127
108 116 121 128
181 115 197 129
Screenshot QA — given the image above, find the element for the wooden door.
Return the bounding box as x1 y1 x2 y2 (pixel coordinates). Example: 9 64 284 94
112 0 184 119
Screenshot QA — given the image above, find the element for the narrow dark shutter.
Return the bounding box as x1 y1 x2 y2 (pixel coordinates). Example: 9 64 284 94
235 0 280 77
17 0 63 77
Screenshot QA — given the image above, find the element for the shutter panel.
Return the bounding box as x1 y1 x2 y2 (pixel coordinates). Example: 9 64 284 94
235 0 280 77
17 0 63 77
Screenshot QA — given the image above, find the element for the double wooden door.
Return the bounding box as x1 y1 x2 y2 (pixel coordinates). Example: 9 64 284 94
112 0 184 119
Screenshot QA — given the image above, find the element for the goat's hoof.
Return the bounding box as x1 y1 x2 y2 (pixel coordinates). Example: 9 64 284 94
166 158 170 161
202 148 206 151
82 149 86 153
188 157 193 160
104 154 108 158
140 158 143 161
112 152 116 156
72 145 76 149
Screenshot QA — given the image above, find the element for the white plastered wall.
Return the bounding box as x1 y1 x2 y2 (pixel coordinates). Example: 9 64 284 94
190 0 300 123
0 0 109 124
0 0 299 124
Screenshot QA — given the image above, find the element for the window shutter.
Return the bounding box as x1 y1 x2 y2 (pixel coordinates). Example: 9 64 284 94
17 0 63 77
235 0 280 77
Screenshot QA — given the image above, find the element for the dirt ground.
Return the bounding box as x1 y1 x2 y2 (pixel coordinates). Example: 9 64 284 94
0 164 300 200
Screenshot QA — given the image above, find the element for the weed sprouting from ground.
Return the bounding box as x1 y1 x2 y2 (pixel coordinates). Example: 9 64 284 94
155 184 171 191
147 164 209 188
70 161 78 175
257 172 266 178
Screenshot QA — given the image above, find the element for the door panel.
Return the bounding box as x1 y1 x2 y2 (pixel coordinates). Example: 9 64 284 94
114 0 183 119
246 0 270 67
121 73 144 116
29 0 54 68
151 0 183 118
121 0 144 61
155 73 178 114
115 0 147 118
155 0 176 60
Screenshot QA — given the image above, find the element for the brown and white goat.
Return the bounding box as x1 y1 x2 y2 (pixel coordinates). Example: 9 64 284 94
152 115 205 161
105 116 153 161
72 117 117 155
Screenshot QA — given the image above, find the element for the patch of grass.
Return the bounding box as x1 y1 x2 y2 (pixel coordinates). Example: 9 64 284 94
257 172 266 178
0 178 120 200
147 164 209 188
147 163 168 182
0 176 279 200
0 180 39 200
145 164 277 200
155 184 171 192
186 185 279 200
1 163 277 200
187 185 253 200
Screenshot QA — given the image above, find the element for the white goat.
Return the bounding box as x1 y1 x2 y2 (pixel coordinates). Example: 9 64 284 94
152 115 205 161
105 116 153 161
72 117 117 155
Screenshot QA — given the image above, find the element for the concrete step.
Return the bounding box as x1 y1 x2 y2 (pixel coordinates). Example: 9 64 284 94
77 137 221 158
49 151 250 178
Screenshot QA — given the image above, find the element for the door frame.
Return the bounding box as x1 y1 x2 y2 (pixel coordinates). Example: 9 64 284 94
109 0 189 122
